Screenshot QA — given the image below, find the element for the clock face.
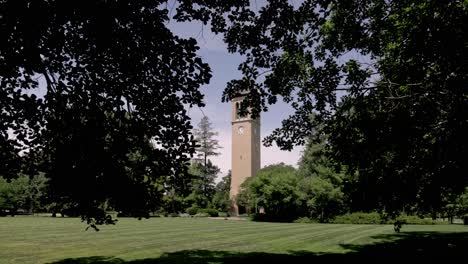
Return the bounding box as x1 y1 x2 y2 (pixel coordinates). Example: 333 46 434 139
238 126 245 135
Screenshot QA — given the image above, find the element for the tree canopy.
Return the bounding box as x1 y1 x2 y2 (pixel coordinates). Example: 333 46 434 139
0 174 48 214
193 116 222 163
237 164 301 219
188 0 468 216
298 136 347 221
1 0 467 225
0 0 213 226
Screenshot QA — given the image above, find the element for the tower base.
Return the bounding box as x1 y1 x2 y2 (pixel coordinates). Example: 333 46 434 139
229 202 239 217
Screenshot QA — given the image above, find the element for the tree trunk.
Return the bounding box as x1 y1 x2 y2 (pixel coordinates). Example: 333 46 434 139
29 198 34 215
431 209 437 220
204 152 208 207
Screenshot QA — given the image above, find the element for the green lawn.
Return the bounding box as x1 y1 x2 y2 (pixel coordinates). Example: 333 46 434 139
0 216 467 263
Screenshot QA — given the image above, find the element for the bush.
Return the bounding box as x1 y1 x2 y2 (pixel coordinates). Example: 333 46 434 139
332 213 444 225
293 217 319 224
218 212 228 217
186 207 199 216
396 215 439 225
150 209 165 217
463 214 468 225
331 212 384 224
199 208 219 217
194 213 209 217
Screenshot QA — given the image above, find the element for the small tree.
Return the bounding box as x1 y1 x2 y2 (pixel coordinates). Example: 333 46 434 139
193 116 222 167
0 177 12 212
452 188 468 224
212 171 231 212
238 164 301 220
192 116 222 208
162 187 190 215
301 176 344 221
0 174 48 215
26 174 48 214
0 176 29 214
298 136 347 221
186 161 219 209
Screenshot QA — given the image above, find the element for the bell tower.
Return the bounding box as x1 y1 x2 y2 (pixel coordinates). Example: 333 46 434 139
229 93 261 216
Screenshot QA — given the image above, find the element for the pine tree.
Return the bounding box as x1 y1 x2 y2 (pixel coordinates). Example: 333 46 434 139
193 116 222 166
192 116 222 208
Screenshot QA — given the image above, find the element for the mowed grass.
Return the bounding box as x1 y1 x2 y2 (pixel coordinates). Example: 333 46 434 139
0 216 467 264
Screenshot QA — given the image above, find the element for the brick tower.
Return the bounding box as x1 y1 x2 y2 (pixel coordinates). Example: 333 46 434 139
229 93 261 215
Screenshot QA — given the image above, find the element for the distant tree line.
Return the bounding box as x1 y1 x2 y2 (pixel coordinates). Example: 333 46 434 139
0 166 231 218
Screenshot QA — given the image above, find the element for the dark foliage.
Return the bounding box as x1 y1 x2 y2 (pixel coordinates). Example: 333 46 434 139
198 208 219 217
211 171 231 212
186 0 468 216
187 160 219 209
251 213 297 223
0 1 212 226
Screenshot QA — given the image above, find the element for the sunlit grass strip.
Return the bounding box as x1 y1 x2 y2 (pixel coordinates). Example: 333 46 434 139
0 217 466 264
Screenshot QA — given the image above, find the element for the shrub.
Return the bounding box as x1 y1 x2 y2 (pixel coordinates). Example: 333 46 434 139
194 213 209 217
150 209 165 217
293 217 319 224
186 207 199 216
199 208 219 217
218 212 228 217
396 215 439 225
463 214 468 225
332 213 444 225
331 212 384 224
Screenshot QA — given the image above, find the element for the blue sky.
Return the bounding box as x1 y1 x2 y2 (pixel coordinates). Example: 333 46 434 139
169 21 304 178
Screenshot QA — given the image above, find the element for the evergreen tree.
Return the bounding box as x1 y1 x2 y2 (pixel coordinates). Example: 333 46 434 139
187 161 219 209
298 136 347 221
193 116 222 166
192 116 222 208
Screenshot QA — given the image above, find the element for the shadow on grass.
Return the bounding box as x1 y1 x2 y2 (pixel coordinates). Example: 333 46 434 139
51 231 468 263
